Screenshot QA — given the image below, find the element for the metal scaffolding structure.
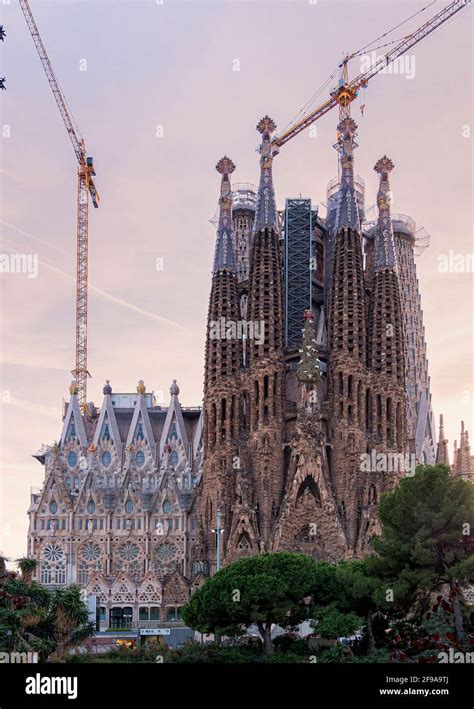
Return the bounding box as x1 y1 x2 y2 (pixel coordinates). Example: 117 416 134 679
284 199 313 348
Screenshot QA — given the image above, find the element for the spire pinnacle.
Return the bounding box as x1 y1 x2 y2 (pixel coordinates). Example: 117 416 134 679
373 155 397 272
213 156 236 273
435 413 450 466
334 117 360 233
254 115 279 233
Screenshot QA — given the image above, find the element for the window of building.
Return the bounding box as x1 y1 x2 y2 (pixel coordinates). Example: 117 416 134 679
166 607 180 622
150 607 160 620
139 606 149 621
49 500 58 515
78 562 88 585
40 562 51 584
101 451 111 467
162 500 171 514
87 500 96 515
125 500 134 514
135 451 145 468
67 451 78 468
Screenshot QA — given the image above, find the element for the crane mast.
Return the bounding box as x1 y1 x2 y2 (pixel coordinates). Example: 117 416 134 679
19 0 99 410
272 0 471 149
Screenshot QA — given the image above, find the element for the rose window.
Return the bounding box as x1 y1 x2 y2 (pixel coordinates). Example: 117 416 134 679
119 542 140 561
82 542 101 562
43 543 64 562
156 542 177 563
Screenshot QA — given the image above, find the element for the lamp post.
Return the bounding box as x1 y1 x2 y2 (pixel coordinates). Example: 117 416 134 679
213 508 224 572
211 508 224 645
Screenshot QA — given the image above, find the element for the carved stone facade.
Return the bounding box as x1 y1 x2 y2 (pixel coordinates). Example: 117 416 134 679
197 116 410 568
28 111 447 620
27 380 204 628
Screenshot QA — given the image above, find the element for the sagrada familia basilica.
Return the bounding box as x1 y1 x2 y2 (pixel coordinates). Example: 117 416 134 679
25 115 473 630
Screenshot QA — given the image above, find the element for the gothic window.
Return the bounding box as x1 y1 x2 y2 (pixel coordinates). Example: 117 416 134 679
82 542 101 562
102 423 111 441
154 542 178 578
119 542 140 561
125 500 134 514
135 450 145 467
40 561 52 584
78 561 89 585
43 543 64 562
55 562 66 585
49 500 58 515
162 500 171 514
169 424 178 440
64 477 71 492
135 422 144 441
129 560 141 582
87 500 96 515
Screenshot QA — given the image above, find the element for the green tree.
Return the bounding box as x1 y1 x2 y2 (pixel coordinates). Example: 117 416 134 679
16 558 38 585
0 565 93 661
371 464 474 641
182 552 321 654
312 605 362 640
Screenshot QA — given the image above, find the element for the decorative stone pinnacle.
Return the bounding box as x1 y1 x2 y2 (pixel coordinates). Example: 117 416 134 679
216 156 236 177
256 115 277 136
337 117 358 136
136 380 146 395
103 380 112 395
170 379 180 396
69 380 78 396
303 309 314 321
374 155 395 175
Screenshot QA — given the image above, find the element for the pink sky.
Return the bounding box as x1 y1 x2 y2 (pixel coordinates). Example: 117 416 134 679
0 0 472 561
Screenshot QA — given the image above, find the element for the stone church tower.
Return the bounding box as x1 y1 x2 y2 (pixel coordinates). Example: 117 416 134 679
198 116 409 566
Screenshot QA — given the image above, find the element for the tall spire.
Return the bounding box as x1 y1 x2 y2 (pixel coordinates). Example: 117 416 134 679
334 117 360 233
254 116 279 233
373 156 397 271
213 156 236 273
435 414 450 466
454 420 473 478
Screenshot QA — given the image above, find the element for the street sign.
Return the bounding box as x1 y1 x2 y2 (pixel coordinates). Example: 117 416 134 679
139 628 171 636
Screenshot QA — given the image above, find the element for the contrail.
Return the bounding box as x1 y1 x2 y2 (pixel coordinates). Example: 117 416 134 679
0 220 67 255
0 237 185 331
42 260 186 332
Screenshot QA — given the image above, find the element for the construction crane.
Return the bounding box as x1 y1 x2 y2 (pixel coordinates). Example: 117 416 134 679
19 0 99 411
272 0 471 149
